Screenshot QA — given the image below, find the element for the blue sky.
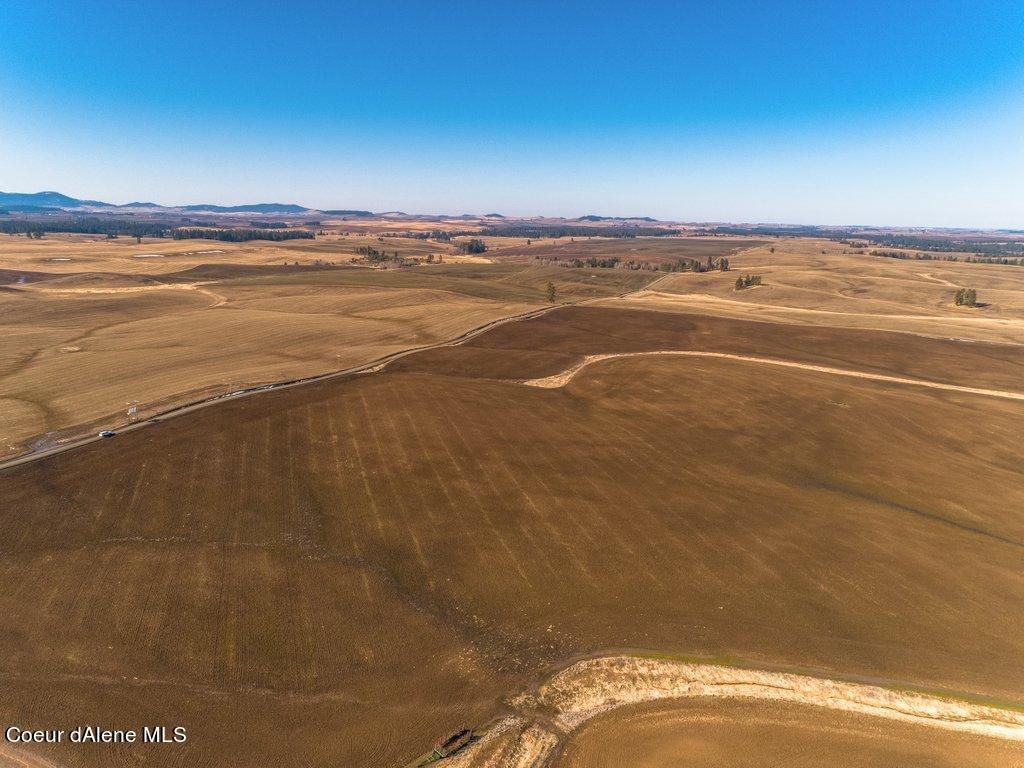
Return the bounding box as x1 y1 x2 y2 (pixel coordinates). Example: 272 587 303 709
1 0 1023 226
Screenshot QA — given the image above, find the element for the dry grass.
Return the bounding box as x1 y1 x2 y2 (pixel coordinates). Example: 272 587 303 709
604 237 1024 344
0 232 477 274
488 235 764 265
0 232 654 457
0 278 537 456
2 306 1023 767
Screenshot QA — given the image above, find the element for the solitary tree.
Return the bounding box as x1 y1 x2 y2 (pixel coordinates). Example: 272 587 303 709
546 281 556 303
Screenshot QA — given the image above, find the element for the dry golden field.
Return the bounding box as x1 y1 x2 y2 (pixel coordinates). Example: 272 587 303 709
0 274 537 457
608 237 1024 344
0 231 480 274
489 234 765 265
2 303 1024 767
0 231 657 457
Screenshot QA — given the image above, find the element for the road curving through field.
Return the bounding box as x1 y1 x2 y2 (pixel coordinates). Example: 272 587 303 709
0 270 666 471
436 655 1024 767
522 350 1024 401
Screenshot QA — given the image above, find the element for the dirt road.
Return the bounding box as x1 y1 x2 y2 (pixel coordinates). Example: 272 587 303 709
523 350 1024 401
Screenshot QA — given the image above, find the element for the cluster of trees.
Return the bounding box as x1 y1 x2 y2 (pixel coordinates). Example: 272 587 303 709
392 230 462 242
352 245 433 267
541 255 622 269
172 228 314 242
954 288 979 307
734 274 763 290
247 221 290 229
353 245 395 262
455 238 488 254
581 256 620 268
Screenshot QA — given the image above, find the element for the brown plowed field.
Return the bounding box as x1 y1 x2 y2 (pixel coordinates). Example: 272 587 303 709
2 306 1023 766
389 305 1024 390
554 699 1024 768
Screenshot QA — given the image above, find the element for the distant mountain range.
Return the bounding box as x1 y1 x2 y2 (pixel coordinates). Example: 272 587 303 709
0 191 312 215
0 191 670 224
0 191 111 209
576 214 658 222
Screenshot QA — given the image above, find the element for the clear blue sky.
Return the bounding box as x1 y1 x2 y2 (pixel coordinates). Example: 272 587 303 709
2 0 1023 226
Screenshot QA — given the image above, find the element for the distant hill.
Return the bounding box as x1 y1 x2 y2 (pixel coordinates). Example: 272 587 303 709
0 191 110 208
577 214 659 222
0 191 312 215
321 209 374 217
180 203 309 214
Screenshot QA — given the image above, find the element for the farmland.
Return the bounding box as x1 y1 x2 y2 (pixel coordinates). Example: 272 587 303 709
610 237 1024 344
2 294 1024 766
554 698 1024 768
0 231 659 457
484 234 765 266
7 2 1024 763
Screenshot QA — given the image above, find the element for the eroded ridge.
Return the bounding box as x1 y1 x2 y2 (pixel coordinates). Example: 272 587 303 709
538 657 1024 736
522 350 1024 400
436 656 1024 766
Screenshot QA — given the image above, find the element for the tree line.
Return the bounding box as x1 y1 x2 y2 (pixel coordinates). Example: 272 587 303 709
537 254 730 272
0 217 169 238
171 228 314 242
